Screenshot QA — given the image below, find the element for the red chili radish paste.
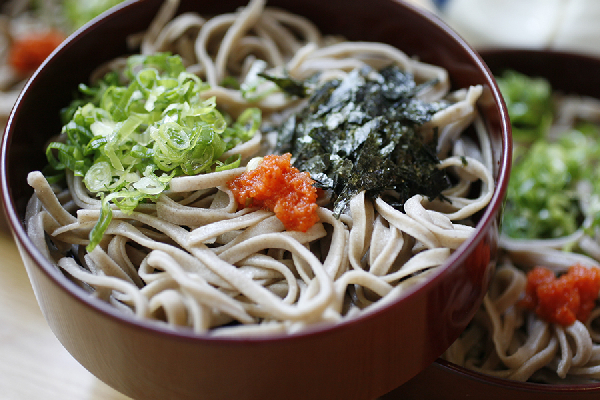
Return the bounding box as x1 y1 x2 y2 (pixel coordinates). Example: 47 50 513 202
8 30 66 75
519 264 600 326
228 153 319 232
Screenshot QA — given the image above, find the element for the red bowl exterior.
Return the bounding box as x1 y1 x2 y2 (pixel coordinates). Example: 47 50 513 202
385 359 600 399
387 48 600 399
0 1 511 399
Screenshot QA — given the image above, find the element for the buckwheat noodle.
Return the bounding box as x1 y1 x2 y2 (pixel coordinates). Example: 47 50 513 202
25 0 493 336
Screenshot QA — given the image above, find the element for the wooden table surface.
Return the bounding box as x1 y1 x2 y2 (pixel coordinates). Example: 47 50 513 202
0 219 132 399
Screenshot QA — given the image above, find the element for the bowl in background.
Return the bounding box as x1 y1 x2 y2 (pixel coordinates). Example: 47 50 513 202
0 1 511 399
385 48 600 399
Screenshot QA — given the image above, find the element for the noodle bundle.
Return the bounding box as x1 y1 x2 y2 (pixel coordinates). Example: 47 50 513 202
25 0 493 336
445 73 600 384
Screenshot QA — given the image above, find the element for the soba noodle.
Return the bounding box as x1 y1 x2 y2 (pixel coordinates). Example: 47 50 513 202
444 81 600 383
25 0 493 336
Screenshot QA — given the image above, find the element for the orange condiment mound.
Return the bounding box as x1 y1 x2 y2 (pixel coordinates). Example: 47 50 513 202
228 153 319 232
8 30 66 76
519 264 600 326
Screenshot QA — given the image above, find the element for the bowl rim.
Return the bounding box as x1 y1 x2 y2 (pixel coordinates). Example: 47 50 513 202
0 0 512 344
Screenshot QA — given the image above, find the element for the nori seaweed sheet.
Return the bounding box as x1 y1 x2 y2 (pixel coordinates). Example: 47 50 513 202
273 65 452 215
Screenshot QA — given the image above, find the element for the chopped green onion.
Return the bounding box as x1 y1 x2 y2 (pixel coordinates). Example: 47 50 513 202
500 71 600 239
64 0 126 30
496 70 553 144
45 52 260 251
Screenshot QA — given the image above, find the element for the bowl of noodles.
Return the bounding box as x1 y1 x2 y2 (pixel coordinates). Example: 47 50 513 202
0 0 511 399
387 49 600 399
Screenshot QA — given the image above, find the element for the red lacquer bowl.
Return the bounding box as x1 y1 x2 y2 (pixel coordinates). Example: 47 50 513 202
0 1 511 399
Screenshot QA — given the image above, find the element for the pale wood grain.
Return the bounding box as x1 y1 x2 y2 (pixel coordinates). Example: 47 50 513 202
0 226 132 400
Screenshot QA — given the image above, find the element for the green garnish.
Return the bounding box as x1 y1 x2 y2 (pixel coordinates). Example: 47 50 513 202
45 52 260 251
273 65 451 215
503 127 600 239
496 70 553 144
499 71 600 239
64 0 126 30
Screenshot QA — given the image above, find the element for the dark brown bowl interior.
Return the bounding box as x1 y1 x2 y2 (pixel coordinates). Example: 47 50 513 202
0 1 511 399
386 48 600 400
